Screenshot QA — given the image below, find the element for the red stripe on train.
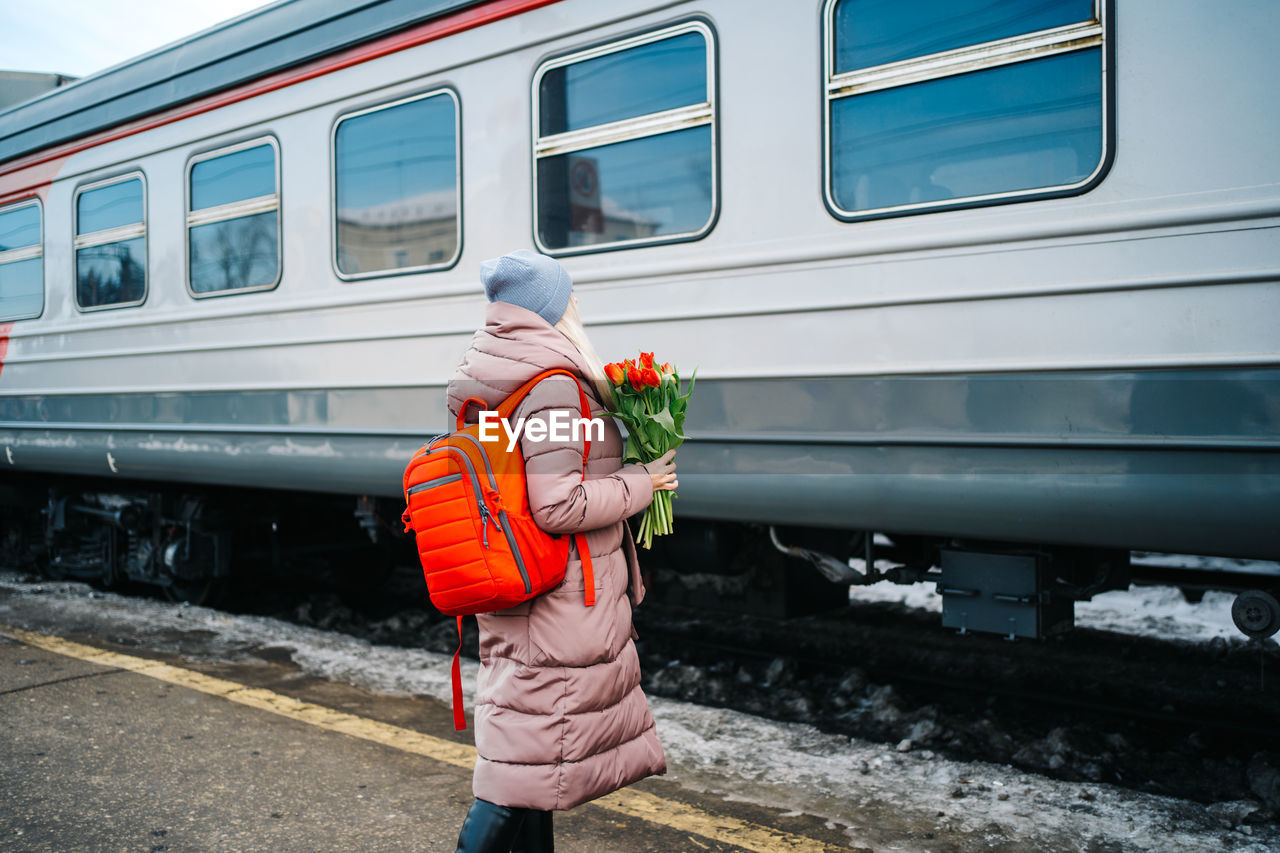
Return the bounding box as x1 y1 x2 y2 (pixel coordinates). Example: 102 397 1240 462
0 0 564 197
0 322 12 381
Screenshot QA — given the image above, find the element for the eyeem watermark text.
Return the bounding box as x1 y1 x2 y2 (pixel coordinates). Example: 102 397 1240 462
478 411 603 451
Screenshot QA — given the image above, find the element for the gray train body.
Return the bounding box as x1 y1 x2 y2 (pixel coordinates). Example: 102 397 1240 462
0 0 1277 621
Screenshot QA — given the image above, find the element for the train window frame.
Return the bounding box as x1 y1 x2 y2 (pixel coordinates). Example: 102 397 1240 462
329 86 463 282
530 18 720 257
821 0 1114 223
184 134 283 299
72 171 149 313
0 197 44 322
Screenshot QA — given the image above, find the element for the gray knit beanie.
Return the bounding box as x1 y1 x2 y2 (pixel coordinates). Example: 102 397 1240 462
479 249 572 325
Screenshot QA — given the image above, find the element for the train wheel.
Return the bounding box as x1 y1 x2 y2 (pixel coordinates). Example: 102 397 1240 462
1231 589 1280 640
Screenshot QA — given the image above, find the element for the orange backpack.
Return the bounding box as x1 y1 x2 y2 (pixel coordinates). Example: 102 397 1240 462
401 368 596 729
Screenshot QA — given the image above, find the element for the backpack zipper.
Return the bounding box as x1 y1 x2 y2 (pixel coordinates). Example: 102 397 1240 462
406 472 463 494
477 502 494 548
410 434 450 462
416 447 491 548
452 433 532 595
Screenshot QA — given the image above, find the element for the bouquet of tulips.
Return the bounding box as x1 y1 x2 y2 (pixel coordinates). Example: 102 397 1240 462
604 352 695 549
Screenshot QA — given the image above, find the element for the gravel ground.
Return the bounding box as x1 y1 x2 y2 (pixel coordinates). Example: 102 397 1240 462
2 569 1278 852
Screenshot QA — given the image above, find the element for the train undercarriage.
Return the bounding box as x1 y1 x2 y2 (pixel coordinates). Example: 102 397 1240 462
631 520 1280 641
0 474 399 606
2 473 1277 640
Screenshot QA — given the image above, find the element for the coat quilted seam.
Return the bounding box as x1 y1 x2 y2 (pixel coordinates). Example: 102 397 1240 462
556 664 569 810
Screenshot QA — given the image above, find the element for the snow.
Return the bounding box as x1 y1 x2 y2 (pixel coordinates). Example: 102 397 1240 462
1130 552 1279 577
1076 587 1244 640
1 571 1276 852
847 552 1275 642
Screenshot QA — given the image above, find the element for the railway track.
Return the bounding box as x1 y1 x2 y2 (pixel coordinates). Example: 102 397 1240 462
631 599 1280 806
652 630 1277 740
13 553 1280 810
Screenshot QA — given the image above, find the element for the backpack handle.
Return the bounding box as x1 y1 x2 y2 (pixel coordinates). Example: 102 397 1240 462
456 396 489 432
496 369 593 471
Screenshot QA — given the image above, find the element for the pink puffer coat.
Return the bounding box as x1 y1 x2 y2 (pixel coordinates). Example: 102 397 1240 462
445 300 667 810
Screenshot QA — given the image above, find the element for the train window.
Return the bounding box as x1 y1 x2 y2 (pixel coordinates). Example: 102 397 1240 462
533 21 717 254
0 199 43 321
74 173 147 310
823 0 1108 220
186 137 281 296
332 88 460 278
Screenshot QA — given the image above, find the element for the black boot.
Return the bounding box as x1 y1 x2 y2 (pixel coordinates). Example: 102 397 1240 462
511 809 553 853
455 798 526 853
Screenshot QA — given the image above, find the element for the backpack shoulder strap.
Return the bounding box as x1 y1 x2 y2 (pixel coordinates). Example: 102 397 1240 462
498 368 598 608
576 532 595 607
450 615 465 730
495 368 593 471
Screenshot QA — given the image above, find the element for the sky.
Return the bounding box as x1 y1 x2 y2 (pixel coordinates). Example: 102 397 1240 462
1 0 279 79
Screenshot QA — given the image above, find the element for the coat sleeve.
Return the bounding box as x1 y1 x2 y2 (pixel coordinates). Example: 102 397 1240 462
518 376 654 535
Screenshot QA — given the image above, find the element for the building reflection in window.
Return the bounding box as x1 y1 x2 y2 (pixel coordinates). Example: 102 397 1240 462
534 23 716 253
334 89 459 277
825 0 1105 217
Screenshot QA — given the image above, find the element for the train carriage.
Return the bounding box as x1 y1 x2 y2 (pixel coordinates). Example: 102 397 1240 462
0 0 1277 637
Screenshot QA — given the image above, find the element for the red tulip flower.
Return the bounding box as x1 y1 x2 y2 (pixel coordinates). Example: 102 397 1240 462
604 350 697 549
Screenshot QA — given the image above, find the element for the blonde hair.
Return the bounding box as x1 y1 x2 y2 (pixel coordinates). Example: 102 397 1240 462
555 297 616 410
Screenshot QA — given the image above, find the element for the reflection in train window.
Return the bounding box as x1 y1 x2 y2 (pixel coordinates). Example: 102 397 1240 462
533 21 717 254
0 199 43 321
75 174 147 310
333 89 460 278
186 138 280 296
823 0 1107 219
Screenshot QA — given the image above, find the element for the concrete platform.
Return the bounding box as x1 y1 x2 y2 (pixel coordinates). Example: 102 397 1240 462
0 626 849 853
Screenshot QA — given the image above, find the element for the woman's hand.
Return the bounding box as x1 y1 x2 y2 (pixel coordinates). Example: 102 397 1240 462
644 449 678 493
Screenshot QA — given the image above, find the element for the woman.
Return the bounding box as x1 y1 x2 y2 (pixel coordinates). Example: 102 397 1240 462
446 249 676 853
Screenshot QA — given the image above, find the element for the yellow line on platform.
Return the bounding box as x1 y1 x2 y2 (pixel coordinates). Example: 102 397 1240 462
2 625 840 853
